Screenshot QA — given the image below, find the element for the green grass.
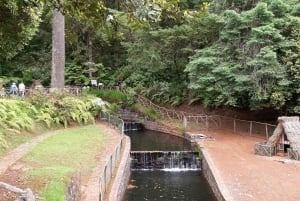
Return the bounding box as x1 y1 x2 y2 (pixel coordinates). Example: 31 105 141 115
40 181 66 201
0 123 54 158
131 103 161 120
21 125 107 200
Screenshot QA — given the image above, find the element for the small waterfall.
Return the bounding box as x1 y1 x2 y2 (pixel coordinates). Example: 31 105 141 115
124 122 143 132
130 151 201 171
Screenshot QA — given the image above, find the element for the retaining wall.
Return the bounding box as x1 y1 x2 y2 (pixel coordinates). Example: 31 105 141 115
107 136 131 201
201 148 234 201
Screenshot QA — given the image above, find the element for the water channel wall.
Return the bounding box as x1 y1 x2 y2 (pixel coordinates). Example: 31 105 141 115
201 155 227 201
143 120 230 201
106 117 229 201
107 136 131 201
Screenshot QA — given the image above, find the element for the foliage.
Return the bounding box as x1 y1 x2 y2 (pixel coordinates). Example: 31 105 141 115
26 91 96 127
0 99 36 149
186 0 300 113
88 89 135 108
131 103 161 120
1 0 300 115
106 103 121 115
0 1 43 59
120 13 221 106
65 62 90 86
121 0 209 28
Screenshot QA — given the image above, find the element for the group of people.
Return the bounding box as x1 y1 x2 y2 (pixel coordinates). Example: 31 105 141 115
9 82 26 97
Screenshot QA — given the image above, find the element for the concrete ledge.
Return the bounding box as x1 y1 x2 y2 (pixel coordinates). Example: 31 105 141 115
107 136 131 201
201 148 234 201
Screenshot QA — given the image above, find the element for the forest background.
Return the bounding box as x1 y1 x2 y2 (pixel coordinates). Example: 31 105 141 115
0 0 299 117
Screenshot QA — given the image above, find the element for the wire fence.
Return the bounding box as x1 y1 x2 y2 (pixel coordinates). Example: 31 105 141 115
135 95 194 121
184 115 276 140
98 112 124 201
135 95 277 140
0 85 122 98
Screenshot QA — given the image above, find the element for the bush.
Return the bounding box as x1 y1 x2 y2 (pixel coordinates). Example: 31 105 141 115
0 99 36 148
27 91 96 128
87 89 135 108
131 103 161 120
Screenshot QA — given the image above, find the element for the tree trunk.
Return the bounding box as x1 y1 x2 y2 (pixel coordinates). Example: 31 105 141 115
87 29 93 78
51 10 65 89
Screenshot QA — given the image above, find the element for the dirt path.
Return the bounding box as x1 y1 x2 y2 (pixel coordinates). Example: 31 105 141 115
0 129 63 175
198 131 300 201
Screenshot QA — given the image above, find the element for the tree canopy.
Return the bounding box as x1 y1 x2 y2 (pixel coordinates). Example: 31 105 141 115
186 0 300 113
1 0 299 115
0 0 43 59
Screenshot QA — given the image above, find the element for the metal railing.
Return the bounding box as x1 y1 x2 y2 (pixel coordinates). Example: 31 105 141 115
98 112 124 201
184 115 276 139
99 112 124 135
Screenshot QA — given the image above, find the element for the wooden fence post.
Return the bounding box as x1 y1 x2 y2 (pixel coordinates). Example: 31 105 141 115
250 121 253 136
234 119 236 133
265 124 268 140
183 117 187 130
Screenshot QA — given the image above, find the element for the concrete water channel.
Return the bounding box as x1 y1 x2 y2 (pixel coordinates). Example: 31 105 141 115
122 129 217 201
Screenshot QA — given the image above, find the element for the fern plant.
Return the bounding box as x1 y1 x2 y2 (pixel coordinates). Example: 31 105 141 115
0 99 36 149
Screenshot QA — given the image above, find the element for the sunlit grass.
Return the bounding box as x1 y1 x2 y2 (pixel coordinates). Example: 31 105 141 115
22 125 107 200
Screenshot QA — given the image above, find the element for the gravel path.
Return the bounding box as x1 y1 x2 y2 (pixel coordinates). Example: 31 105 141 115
198 131 300 201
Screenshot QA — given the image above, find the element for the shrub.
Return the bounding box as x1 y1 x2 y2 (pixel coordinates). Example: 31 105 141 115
27 92 96 128
131 103 161 120
87 89 135 108
0 99 36 148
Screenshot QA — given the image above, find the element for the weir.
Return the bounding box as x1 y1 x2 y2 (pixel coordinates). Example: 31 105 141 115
130 151 201 170
124 122 143 132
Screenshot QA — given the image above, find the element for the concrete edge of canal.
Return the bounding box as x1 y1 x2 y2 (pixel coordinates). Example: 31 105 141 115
106 123 233 201
200 145 234 201
107 136 131 201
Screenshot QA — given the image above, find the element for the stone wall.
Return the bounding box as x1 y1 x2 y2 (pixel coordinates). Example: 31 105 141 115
107 136 131 201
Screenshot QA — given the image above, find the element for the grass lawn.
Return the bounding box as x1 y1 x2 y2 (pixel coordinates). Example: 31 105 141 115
0 123 55 158
20 124 107 201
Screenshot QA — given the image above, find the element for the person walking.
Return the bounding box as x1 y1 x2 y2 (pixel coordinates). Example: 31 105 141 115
18 82 25 97
9 82 18 95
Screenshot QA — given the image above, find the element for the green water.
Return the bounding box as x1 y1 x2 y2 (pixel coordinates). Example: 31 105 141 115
124 129 217 201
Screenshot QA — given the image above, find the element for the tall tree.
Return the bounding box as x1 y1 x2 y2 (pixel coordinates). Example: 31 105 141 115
186 0 300 113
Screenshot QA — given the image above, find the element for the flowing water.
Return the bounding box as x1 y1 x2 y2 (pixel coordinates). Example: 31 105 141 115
123 129 217 201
